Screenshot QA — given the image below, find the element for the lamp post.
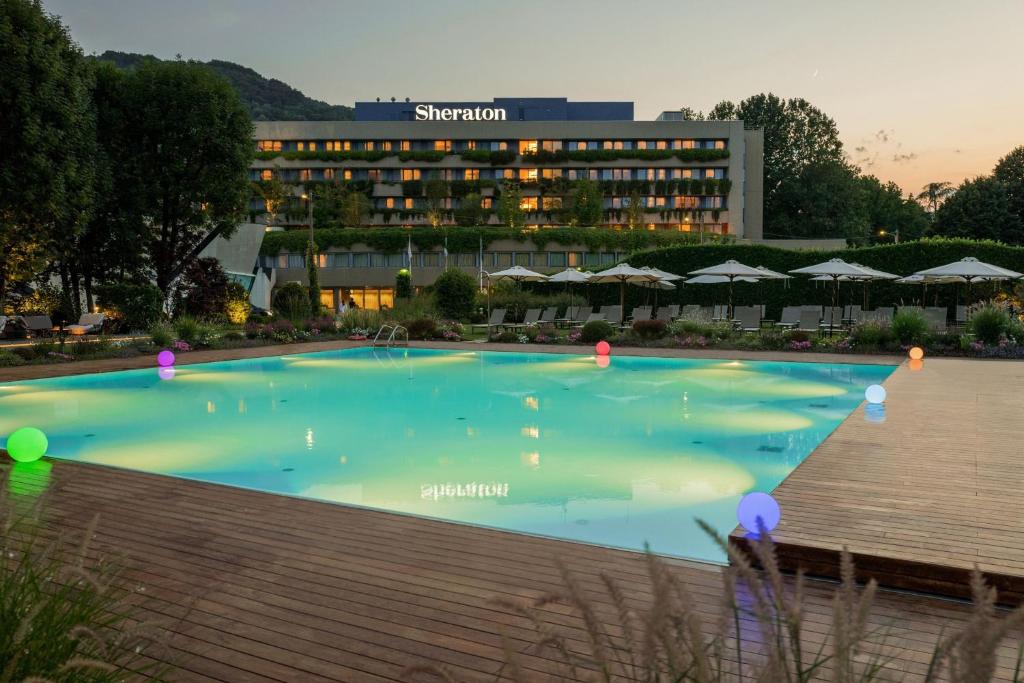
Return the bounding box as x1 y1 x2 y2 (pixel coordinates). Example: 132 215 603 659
878 228 899 244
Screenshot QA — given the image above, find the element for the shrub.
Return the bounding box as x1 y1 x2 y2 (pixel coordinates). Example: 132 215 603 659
221 330 245 342
434 268 477 320
969 303 1012 346
0 351 23 366
273 282 311 320
224 282 251 325
632 318 667 340
395 269 412 299
490 331 520 343
148 322 174 348
669 318 734 341
580 319 615 343
337 309 384 334
787 329 811 343
389 294 437 322
891 309 930 345
302 316 337 334
405 317 437 340
850 320 894 348
172 316 217 347
95 281 164 332
179 257 230 320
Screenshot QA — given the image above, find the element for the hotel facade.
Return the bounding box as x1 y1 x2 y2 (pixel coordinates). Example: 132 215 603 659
247 98 765 310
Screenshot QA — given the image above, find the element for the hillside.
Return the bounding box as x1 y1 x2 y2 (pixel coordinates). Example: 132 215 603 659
95 51 354 121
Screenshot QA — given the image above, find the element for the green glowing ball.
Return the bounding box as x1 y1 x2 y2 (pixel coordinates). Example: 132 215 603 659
6 427 48 463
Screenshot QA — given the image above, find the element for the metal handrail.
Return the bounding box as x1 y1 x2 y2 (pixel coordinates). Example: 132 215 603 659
387 325 408 347
371 324 395 346
371 324 408 348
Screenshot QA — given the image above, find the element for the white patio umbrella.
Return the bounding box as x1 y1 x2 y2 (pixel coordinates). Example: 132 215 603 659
487 265 550 283
790 259 877 332
895 274 968 306
638 266 684 308
546 268 592 313
686 274 760 285
688 260 767 318
588 262 660 314
914 257 1022 282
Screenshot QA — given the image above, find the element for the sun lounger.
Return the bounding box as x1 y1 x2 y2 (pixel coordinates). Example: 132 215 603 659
603 305 623 327
572 311 606 328
712 305 728 321
678 305 696 319
629 306 652 323
955 305 968 326
66 312 106 336
924 306 948 332
539 307 557 324
471 308 506 334
21 315 54 337
777 306 801 329
795 309 821 333
506 308 542 330
555 305 580 327
734 306 763 332
821 307 844 331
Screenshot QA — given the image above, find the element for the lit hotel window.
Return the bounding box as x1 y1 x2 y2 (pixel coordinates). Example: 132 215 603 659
682 140 696 149
542 197 562 210
297 142 305 151
434 140 452 152
400 140 410 151
672 139 682 149
299 169 311 181
324 168 335 180
576 141 586 151
518 140 538 154
602 141 612 150
367 169 381 181
519 197 538 211
637 141 647 150
705 169 716 178
343 141 351 151
656 140 667 150
308 142 317 151
613 140 624 150
257 140 282 152
541 168 562 179
541 140 562 151
343 170 352 181
481 198 492 209
404 198 414 209
715 140 726 150
381 141 392 151
365 141 375 151
260 169 273 181
326 141 342 151
681 169 693 178
497 141 508 151
519 168 538 182
464 169 479 180
385 198 394 209
401 169 421 181
465 140 476 150
503 169 515 180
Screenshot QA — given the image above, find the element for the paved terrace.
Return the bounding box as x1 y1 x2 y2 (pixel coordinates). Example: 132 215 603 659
2 342 1024 679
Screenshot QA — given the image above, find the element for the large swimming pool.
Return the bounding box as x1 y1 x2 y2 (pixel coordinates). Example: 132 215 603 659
0 348 893 563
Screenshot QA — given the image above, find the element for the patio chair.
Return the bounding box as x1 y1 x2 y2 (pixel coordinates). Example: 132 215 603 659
506 308 542 330
734 306 763 332
655 307 674 322
629 306 652 323
924 306 948 332
821 307 844 331
679 304 698 318
777 306 801 329
0 316 6 338
555 305 579 327
604 306 624 327
843 305 861 323
955 305 968 326
699 306 713 320
712 305 728 321
470 308 506 334
539 307 557 324
862 307 894 324
795 309 821 333
572 305 592 324
572 311 606 328
21 315 54 337
66 312 106 336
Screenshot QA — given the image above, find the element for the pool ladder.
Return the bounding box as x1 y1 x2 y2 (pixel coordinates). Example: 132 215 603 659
371 324 408 348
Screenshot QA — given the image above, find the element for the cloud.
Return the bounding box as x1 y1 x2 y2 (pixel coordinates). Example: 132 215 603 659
892 152 918 163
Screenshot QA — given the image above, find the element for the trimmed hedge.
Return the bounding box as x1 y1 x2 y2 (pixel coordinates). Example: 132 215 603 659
598 238 1024 317
523 148 729 164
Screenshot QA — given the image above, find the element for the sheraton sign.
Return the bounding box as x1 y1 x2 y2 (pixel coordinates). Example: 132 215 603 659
415 104 508 121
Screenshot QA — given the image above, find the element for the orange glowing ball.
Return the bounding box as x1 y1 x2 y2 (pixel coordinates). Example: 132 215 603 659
595 355 610 369
595 341 611 356
908 346 924 361
908 358 924 372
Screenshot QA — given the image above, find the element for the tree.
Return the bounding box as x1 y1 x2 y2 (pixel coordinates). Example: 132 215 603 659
310 181 346 226
933 177 1024 244
117 59 253 295
707 101 738 120
424 176 448 228
625 190 645 230
860 176 930 243
179 257 230 319
771 161 868 240
454 192 484 227
305 239 320 313
675 106 704 120
497 181 525 229
915 181 955 216
0 0 96 309
254 171 291 226
340 191 370 226
433 268 477 320
572 177 604 226
994 146 1024 225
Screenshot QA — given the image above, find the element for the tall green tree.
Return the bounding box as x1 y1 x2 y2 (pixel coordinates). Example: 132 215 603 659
915 181 955 216
933 176 1024 244
625 190 645 230
340 191 370 226
860 176 930 243
772 161 867 240
254 170 291 226
993 146 1024 226
497 181 525 229
572 177 603 226
117 59 253 295
454 192 484 227
0 0 95 309
424 176 448 228
305 239 320 312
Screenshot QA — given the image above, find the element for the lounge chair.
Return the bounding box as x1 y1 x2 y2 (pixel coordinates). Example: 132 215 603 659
678 304 697 318
629 306 652 323
604 306 624 327
21 315 54 337
698 306 713 320
821 307 844 331
843 305 861 323
777 306 801 329
538 307 557 324
861 307 893 325
734 306 763 332
506 308 542 330
572 305 592 325
955 305 968 327
655 307 674 322
573 311 606 328
471 308 506 334
0 316 6 338
66 312 106 336
795 309 821 333
712 305 728 321
924 306 948 332
555 306 580 327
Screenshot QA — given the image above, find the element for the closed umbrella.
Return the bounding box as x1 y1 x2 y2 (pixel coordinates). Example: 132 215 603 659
547 268 592 314
688 260 767 319
790 259 876 332
588 263 660 314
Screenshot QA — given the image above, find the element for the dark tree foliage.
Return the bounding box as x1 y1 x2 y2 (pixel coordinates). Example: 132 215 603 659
434 268 477 320
933 177 1024 244
994 146 1024 226
179 257 231 319
859 176 930 243
454 193 484 227
572 177 604 226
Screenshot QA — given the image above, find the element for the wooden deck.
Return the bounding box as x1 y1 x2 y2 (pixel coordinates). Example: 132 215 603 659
731 357 1024 604
3 459 1022 682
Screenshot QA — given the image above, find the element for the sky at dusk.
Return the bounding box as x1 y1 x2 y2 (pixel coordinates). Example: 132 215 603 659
46 0 1024 196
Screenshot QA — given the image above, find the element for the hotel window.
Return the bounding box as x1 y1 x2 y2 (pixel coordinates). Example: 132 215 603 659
602 140 613 150
400 140 411 151
299 169 311 181
655 196 666 207
287 253 304 269
421 252 440 267
401 169 421 181
324 168 335 180
542 197 562 210
343 169 352 181
681 169 693 179
682 139 696 149
519 168 538 182
588 169 598 180
672 139 682 149
481 197 493 209
568 252 583 267
611 197 622 209
343 141 351 151
456 253 477 267
637 140 647 150
369 254 386 268
381 141 392 151
276 254 288 269
715 140 726 150
308 142 317 151
433 140 452 152
260 169 273 181
541 168 562 179
497 141 508 151
404 198 414 209
519 197 539 211
575 141 587 151
655 169 666 180
547 252 567 268
541 140 562 151
385 198 394 209
365 141 375 151
613 140 624 150
656 140 667 150
367 169 381 181
519 140 538 154
352 253 369 267
257 140 282 152
328 253 351 268
514 252 532 267
297 142 305 151
705 169 716 178
502 169 515 180
464 168 479 180
465 140 476 150
326 141 342 151
494 252 512 268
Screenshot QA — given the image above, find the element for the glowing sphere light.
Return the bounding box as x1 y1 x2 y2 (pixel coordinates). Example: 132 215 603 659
909 346 924 361
736 492 781 534
909 359 923 372
865 403 887 423
595 355 610 369
157 350 176 367
158 367 176 381
595 341 611 356
864 384 886 404
5 427 48 463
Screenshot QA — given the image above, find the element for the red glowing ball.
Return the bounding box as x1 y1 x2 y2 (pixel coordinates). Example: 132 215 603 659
595 355 610 369
595 341 611 356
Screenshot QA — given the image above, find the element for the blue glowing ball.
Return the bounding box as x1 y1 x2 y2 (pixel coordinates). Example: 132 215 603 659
736 492 781 534
864 403 887 423
864 384 887 404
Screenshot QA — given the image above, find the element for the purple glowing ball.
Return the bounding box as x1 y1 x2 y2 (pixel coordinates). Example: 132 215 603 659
736 492 781 534
157 350 175 367
158 367 176 381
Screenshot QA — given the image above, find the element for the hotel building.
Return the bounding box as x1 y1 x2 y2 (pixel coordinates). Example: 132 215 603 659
246 98 764 310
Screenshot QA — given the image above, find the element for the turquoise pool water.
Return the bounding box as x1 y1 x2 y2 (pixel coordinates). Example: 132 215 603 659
0 348 893 563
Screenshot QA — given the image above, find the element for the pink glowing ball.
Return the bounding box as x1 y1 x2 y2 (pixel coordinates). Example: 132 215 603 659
595 341 611 356
157 350 175 367
158 367 176 381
